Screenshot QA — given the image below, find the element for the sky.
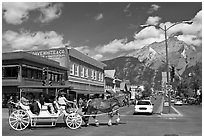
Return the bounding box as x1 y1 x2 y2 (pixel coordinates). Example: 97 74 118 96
2 1 202 61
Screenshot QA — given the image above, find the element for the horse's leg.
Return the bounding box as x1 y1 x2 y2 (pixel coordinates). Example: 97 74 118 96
115 110 120 125
108 112 113 126
82 107 90 127
92 111 99 127
82 116 89 127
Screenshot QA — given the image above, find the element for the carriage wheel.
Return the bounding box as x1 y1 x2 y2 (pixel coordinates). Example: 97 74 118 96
9 109 30 131
65 113 82 129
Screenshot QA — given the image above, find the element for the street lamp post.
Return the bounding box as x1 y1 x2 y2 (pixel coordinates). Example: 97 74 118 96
140 20 193 113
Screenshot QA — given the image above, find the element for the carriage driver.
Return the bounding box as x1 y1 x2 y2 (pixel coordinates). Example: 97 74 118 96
57 89 71 111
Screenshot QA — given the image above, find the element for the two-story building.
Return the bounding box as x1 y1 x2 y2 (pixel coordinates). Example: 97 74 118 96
2 51 68 107
28 46 106 100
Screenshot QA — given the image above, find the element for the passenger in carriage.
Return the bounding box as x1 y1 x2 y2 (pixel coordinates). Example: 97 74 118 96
29 96 40 115
39 93 44 108
40 93 56 114
78 98 83 108
21 93 31 106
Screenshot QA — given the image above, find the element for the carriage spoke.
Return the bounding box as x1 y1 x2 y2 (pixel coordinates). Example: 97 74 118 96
21 119 28 126
67 121 73 126
9 116 17 120
19 122 23 130
22 116 29 120
73 123 77 128
75 121 81 126
21 119 29 124
13 119 19 125
10 119 18 123
15 121 20 129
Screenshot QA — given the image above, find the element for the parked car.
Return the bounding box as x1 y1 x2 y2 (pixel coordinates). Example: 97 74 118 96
187 97 197 105
171 98 175 103
134 100 153 115
174 99 183 106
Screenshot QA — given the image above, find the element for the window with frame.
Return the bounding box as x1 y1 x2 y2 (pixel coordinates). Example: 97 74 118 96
101 73 104 82
85 68 89 78
98 72 101 81
91 69 94 80
2 66 19 78
81 66 85 77
70 63 74 75
94 71 97 80
74 64 79 76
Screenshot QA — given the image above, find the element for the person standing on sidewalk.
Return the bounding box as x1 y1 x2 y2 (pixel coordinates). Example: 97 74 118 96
7 96 14 116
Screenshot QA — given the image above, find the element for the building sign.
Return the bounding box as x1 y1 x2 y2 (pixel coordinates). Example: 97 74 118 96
29 48 68 68
29 49 66 58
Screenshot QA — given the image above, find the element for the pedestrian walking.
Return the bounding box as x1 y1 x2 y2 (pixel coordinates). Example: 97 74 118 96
7 96 14 116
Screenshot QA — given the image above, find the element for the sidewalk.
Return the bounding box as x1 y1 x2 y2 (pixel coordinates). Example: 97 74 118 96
2 108 9 119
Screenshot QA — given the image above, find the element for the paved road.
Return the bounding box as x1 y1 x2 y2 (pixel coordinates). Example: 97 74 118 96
2 104 202 136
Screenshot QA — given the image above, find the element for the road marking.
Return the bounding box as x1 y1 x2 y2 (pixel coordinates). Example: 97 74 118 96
171 106 183 116
166 117 177 120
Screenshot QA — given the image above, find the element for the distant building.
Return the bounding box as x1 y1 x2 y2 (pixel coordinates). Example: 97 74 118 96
104 70 121 97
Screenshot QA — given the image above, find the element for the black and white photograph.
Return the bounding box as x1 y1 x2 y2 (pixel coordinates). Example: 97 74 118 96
2 1 202 136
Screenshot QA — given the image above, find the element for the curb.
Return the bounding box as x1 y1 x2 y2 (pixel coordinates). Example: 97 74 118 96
160 106 183 117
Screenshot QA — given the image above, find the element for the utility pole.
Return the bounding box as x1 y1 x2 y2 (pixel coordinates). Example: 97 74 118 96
140 20 193 113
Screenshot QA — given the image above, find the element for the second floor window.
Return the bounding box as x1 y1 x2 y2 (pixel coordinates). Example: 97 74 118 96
75 65 79 76
81 66 84 77
91 70 94 80
101 73 104 82
2 66 19 78
94 71 97 80
85 68 89 78
98 72 101 81
70 64 74 75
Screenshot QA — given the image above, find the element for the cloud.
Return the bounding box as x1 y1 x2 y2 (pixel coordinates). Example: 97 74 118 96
134 26 164 40
37 3 63 23
95 13 103 20
147 4 160 14
2 30 64 52
177 35 202 46
96 39 128 54
73 45 103 60
74 46 90 55
94 10 202 56
146 16 161 25
2 2 63 25
92 54 103 60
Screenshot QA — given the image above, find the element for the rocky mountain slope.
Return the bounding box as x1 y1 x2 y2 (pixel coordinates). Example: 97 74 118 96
103 37 202 90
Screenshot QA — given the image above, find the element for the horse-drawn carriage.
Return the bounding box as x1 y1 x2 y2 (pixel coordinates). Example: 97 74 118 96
9 85 129 131
9 85 82 131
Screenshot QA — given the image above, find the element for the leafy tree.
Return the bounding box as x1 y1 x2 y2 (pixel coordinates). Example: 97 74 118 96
141 81 152 98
